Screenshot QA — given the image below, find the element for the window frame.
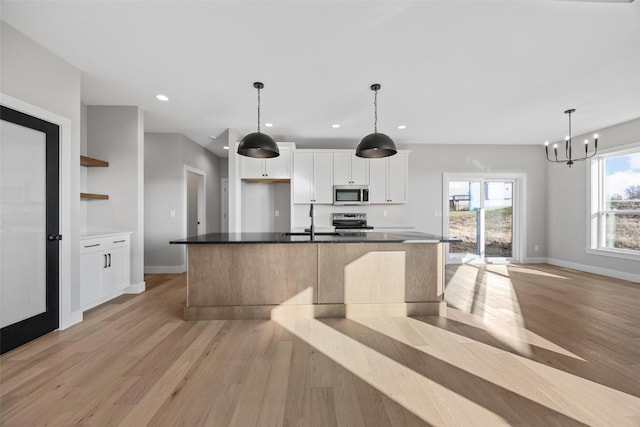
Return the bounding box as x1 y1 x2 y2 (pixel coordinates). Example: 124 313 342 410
587 141 640 261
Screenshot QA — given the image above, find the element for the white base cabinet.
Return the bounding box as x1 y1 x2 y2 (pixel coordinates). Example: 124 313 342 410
80 233 131 310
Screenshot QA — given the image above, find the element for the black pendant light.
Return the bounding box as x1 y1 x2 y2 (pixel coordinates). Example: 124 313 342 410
237 82 279 158
356 83 397 158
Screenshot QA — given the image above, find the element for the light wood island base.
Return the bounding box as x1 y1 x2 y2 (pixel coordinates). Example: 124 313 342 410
185 301 446 320
185 242 446 320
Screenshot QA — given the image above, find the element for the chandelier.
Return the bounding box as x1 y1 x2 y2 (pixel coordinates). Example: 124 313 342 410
544 108 598 167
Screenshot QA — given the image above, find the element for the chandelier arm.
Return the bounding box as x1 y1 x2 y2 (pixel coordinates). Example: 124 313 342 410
545 152 564 163
571 153 597 162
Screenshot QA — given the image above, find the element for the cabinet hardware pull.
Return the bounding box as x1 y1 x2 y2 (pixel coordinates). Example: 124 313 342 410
113 240 126 243
108 253 112 267
84 244 101 248
104 254 108 268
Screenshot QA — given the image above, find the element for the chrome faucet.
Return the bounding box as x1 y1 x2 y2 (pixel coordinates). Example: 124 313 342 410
309 203 315 241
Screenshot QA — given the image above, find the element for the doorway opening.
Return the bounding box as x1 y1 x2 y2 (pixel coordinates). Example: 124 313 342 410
184 166 206 238
221 178 228 233
443 173 525 264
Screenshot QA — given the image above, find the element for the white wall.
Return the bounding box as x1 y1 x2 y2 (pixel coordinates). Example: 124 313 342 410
547 117 640 281
80 102 88 232
292 144 547 261
0 21 82 327
219 157 228 179
404 144 547 261
144 133 221 272
86 106 145 289
241 182 291 232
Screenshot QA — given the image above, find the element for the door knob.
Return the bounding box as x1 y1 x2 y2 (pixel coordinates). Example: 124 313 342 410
48 234 63 241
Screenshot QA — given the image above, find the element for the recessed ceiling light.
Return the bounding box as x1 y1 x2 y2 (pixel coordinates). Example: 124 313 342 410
264 122 274 127
223 146 229 150
156 94 169 102
332 124 341 129
397 125 407 130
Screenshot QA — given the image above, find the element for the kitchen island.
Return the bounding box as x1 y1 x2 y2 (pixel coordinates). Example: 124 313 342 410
170 232 458 320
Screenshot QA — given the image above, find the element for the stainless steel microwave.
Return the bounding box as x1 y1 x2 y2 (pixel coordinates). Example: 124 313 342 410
333 185 370 205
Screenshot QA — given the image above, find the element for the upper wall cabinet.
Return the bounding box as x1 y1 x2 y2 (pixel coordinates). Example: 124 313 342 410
333 151 369 185
240 146 291 180
369 152 409 204
293 151 333 204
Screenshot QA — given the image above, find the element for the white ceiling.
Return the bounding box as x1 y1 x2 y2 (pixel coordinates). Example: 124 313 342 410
2 1 639 158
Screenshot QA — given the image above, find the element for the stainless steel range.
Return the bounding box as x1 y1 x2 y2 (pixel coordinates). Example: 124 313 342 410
332 213 374 231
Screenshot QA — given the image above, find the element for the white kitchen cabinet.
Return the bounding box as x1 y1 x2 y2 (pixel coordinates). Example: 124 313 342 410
333 151 369 185
293 151 333 204
80 233 131 310
368 152 409 204
240 146 291 179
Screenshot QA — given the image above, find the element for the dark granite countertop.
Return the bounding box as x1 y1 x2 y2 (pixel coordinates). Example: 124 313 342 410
170 231 460 244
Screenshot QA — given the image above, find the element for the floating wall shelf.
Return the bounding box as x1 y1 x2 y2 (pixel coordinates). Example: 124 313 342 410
81 193 109 200
81 155 109 200
80 155 109 167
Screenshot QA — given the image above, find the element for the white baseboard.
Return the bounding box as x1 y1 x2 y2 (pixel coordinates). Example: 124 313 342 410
546 257 640 283
124 281 145 294
524 257 547 263
144 266 186 274
59 310 83 330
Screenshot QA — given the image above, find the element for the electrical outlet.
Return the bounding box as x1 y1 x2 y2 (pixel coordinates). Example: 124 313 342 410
275 210 280 217
383 210 388 217
170 210 176 218
434 210 442 217
534 244 539 251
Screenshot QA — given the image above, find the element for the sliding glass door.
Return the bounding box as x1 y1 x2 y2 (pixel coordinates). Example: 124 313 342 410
445 175 521 263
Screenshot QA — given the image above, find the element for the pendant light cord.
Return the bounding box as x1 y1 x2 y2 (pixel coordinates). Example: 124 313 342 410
374 88 378 133
567 110 572 160
257 86 261 133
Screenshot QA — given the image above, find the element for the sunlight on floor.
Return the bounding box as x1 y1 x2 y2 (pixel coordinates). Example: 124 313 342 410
446 264 533 356
446 264 582 359
506 265 569 279
273 317 509 426
481 265 532 356
444 266 478 313
266 262 640 426
354 316 640 427
445 309 586 361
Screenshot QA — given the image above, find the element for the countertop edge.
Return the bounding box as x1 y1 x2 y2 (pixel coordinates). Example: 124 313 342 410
81 231 132 239
170 232 460 245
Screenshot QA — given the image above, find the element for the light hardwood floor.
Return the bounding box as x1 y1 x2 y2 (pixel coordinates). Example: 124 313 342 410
1 264 639 426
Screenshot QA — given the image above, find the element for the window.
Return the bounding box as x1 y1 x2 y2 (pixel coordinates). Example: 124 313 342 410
589 143 640 259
